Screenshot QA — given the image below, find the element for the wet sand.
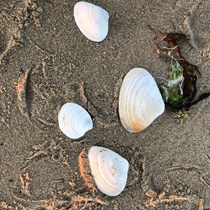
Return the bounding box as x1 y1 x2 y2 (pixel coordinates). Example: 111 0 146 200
0 0 210 209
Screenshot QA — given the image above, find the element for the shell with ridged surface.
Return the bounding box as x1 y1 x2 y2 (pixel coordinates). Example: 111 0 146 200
119 68 165 132
88 146 129 196
58 102 93 139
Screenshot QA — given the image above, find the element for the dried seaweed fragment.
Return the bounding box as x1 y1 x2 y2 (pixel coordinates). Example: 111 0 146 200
161 58 185 108
154 32 210 110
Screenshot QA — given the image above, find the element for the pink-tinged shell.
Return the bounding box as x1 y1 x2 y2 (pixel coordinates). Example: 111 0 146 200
74 1 109 42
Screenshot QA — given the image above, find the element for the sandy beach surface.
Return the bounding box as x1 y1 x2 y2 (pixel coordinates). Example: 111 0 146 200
0 0 210 209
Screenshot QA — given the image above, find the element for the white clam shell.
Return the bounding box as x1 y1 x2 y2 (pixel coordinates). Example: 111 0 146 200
88 146 129 196
119 68 165 132
74 1 109 42
58 102 93 139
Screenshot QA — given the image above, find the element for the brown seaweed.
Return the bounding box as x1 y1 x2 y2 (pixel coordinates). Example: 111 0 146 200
153 32 210 110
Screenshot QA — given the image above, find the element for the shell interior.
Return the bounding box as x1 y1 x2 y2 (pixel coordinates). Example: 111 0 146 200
58 102 93 139
88 146 129 196
119 68 165 132
74 1 109 42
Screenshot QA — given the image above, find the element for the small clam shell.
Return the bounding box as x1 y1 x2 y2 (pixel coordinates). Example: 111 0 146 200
119 68 165 132
73 1 109 42
58 102 93 139
88 146 129 196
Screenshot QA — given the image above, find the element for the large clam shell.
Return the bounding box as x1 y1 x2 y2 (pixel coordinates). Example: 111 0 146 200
88 146 129 196
58 102 93 139
73 1 109 42
119 68 165 132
